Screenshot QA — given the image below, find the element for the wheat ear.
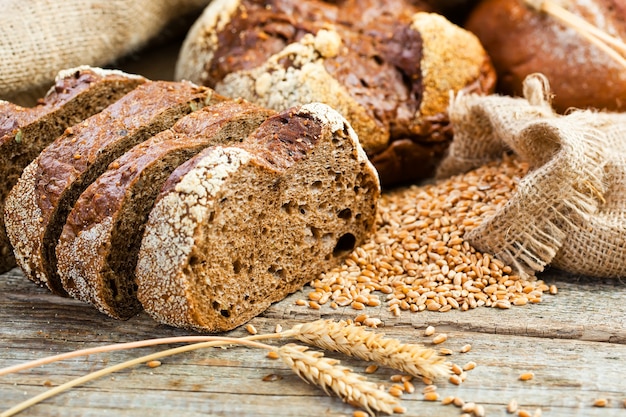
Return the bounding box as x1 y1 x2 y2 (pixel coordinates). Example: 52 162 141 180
278 343 399 416
288 319 450 379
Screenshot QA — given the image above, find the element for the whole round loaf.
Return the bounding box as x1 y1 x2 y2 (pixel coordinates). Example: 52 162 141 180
176 0 495 186
465 0 626 113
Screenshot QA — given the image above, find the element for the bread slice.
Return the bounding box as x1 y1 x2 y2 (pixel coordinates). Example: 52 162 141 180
0 66 146 273
57 100 275 319
5 81 219 295
136 102 380 332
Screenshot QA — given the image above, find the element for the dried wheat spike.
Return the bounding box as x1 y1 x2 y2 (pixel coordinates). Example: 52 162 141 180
291 319 450 379
278 343 398 416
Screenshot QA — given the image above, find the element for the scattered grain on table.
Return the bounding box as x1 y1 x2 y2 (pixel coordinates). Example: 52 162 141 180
299 157 554 318
593 398 608 407
519 372 534 381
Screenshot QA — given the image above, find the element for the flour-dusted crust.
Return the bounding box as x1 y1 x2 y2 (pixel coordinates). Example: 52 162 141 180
137 102 380 332
0 66 146 274
175 1 496 185
175 0 242 84
411 12 491 129
5 81 215 295
215 30 388 153
56 100 273 319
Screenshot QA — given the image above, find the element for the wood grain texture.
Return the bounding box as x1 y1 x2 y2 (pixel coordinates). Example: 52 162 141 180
1 267 625 416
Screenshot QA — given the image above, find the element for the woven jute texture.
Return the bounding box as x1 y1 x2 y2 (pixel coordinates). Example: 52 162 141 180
0 0 210 105
438 73 626 278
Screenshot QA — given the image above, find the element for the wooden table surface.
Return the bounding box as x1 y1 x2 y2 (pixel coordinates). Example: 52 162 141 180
2 32 625 417
1 266 625 417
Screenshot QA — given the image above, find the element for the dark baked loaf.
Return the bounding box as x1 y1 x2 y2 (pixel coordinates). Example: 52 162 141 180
176 0 496 186
5 81 218 295
136 103 380 332
57 100 274 319
0 66 146 273
465 0 626 113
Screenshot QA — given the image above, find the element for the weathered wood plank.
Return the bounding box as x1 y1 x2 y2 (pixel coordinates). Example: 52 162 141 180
1 267 625 416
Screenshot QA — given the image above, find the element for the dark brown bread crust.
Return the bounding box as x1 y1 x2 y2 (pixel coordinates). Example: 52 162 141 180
466 0 626 113
205 0 429 86
370 56 496 186
0 68 146 273
194 0 429 151
57 100 274 319
6 81 216 295
178 0 496 186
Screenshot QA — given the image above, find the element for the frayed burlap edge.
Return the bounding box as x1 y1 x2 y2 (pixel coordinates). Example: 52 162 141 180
437 73 625 278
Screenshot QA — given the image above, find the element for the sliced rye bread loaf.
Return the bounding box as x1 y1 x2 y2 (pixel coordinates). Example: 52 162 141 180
0 66 146 273
5 81 219 295
136 102 380 332
57 100 275 319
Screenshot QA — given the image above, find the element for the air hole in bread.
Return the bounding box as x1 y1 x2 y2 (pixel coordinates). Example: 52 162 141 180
333 233 356 257
309 226 321 239
220 309 230 318
338 208 352 219
311 180 322 189
267 265 285 279
281 201 294 214
233 259 242 274
299 205 307 215
189 255 202 266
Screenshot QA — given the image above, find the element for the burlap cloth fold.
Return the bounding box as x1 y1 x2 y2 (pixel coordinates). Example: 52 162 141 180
0 0 210 105
438 73 626 278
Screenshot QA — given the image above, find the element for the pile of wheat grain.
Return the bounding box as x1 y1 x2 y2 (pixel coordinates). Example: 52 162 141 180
298 155 556 316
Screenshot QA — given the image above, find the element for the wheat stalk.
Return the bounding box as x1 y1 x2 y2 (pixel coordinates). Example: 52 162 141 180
278 343 398 416
2 326 405 417
288 319 450 379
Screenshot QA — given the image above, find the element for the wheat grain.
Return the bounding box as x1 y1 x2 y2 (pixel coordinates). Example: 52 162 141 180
277 344 398 416
593 398 608 407
145 360 161 368
507 399 518 413
365 365 379 374
460 344 472 353
462 361 476 371
519 372 534 381
441 396 455 405
303 157 556 318
290 319 450 379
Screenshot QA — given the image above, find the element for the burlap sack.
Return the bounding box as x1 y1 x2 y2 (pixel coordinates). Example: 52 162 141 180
438 73 626 278
0 0 210 105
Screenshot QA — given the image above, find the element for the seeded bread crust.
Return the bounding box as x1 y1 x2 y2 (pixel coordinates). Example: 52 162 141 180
136 102 380 332
176 1 496 185
0 66 146 273
5 81 216 295
57 100 274 319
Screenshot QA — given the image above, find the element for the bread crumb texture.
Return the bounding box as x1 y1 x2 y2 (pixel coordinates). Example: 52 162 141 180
57 217 113 313
136 147 252 328
137 103 379 331
412 12 486 119
4 162 45 284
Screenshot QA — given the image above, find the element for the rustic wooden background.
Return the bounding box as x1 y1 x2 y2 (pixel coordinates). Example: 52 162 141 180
2 32 625 417
1 266 625 417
